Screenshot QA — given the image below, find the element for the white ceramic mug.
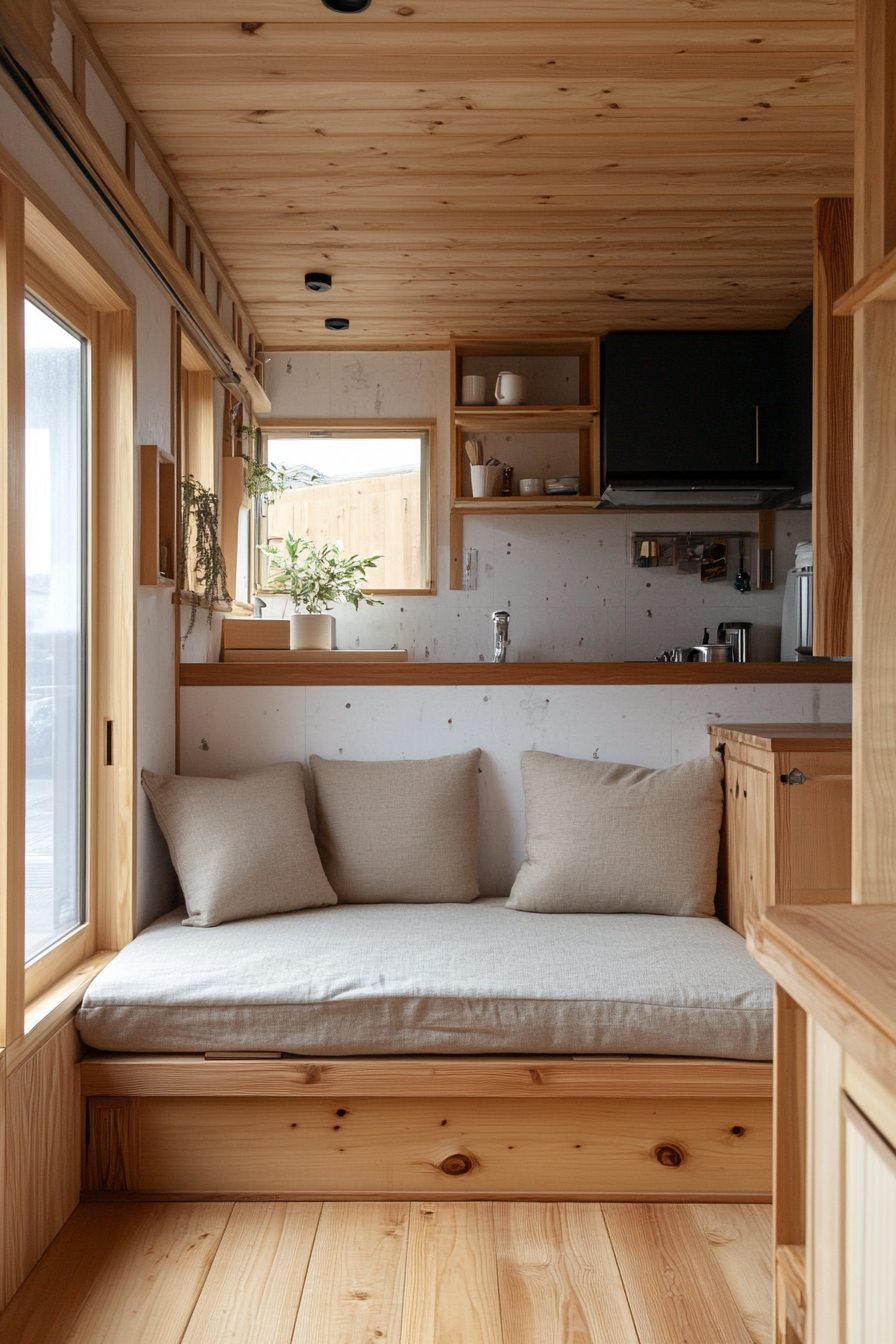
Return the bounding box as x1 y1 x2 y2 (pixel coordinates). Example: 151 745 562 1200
470 464 502 497
494 370 527 405
461 374 486 405
519 478 544 496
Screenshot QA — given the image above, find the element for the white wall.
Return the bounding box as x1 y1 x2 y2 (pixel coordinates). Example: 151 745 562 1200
257 351 812 663
181 680 851 899
1 87 177 929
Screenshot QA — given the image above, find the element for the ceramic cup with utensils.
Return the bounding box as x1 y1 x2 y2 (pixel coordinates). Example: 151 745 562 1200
461 374 486 405
519 478 544 496
470 464 503 497
494 371 527 405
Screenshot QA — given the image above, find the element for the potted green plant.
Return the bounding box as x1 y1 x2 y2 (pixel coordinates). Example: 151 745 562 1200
260 531 383 649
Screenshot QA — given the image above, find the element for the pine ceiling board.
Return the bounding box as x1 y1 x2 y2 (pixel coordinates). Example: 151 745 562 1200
78 1 855 23
162 133 853 161
91 21 853 58
121 78 853 115
142 107 855 138
107 56 852 87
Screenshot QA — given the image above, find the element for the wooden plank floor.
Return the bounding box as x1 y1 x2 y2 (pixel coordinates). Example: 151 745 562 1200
0 1201 772 1344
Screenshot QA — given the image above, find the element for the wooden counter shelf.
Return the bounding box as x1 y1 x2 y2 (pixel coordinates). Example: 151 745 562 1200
180 660 853 688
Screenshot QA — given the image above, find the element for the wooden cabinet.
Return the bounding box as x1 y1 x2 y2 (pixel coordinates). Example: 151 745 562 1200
602 314 813 498
710 724 852 935
750 906 896 1344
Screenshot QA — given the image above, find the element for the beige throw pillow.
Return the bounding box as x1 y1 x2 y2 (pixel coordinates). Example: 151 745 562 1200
310 750 481 903
507 751 724 917
142 762 337 927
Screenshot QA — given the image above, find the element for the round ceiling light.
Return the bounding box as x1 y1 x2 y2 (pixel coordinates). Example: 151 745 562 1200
305 272 332 291
325 317 350 331
321 0 371 11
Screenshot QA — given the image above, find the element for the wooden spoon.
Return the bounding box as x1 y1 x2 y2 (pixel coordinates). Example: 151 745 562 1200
464 439 481 466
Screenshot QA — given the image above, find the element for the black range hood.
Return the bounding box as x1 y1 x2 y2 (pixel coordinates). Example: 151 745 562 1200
601 472 795 509
600 317 812 508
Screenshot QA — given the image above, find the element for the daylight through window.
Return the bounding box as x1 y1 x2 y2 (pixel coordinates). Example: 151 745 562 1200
261 432 431 592
24 298 87 962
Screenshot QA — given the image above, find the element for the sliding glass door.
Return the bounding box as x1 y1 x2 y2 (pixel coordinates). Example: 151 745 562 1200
24 297 87 963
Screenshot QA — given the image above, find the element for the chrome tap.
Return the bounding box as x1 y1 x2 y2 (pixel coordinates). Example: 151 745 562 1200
491 610 510 663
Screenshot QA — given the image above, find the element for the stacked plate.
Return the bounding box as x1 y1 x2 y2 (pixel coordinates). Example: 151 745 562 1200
545 475 580 495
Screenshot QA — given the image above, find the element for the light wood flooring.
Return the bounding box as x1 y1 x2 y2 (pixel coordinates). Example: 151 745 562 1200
0 1200 772 1344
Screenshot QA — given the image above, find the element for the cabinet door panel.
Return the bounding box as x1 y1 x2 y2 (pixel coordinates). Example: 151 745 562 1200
779 751 852 904
723 755 774 935
602 331 786 476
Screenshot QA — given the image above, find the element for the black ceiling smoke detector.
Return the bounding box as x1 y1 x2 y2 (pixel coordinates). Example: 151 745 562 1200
305 272 332 291
322 0 371 11
325 317 350 331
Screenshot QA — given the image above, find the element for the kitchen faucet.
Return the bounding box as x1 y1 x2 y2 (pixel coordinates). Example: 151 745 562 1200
491 610 510 663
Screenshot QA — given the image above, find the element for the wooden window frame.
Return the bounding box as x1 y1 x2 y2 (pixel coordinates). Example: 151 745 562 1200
256 419 437 598
1 171 135 1037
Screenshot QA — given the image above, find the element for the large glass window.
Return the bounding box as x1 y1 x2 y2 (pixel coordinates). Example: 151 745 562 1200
260 431 431 592
24 298 87 963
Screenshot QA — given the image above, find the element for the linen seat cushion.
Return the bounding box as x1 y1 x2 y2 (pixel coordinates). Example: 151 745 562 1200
142 762 336 927
507 750 724 917
310 749 481 903
76 898 773 1060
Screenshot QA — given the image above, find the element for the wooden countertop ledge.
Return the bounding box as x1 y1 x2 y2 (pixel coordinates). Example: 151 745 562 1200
748 905 896 1088
180 660 853 688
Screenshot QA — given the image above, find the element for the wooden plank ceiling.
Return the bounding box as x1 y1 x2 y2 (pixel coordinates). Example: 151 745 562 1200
79 0 854 347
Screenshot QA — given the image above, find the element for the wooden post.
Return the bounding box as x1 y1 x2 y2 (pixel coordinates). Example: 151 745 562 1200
852 0 896 904
812 199 853 657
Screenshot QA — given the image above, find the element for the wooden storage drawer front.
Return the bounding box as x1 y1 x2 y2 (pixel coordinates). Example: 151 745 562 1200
85 1094 772 1199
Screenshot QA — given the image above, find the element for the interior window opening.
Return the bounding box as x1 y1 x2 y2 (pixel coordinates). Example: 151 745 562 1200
24 296 88 964
259 431 432 594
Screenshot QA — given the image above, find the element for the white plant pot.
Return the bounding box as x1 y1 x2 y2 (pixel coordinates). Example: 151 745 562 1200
289 613 335 650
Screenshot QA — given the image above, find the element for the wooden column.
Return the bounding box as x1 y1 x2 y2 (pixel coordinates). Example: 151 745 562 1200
0 179 25 1050
94 309 136 952
852 0 896 903
812 199 853 657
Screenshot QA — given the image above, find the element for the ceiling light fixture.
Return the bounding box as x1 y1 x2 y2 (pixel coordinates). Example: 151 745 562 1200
321 0 371 12
305 271 332 291
325 317 350 331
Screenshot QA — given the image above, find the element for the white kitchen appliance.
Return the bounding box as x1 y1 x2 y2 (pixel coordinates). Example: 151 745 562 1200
780 540 814 661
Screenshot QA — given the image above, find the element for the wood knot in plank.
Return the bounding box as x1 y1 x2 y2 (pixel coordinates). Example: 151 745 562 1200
439 1152 475 1176
653 1143 685 1168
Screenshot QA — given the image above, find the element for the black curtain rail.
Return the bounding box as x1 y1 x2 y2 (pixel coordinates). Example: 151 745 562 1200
0 45 246 392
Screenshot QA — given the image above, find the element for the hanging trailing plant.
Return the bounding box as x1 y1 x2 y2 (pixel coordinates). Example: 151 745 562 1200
236 424 320 501
241 456 320 500
179 474 231 643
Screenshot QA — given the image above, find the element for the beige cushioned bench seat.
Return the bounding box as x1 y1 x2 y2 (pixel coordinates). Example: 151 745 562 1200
76 899 773 1060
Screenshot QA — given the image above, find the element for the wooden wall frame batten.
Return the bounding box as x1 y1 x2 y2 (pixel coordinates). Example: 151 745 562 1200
813 198 854 657
0 177 26 1050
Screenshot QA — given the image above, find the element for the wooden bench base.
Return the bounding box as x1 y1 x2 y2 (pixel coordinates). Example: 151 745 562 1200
81 1055 772 1201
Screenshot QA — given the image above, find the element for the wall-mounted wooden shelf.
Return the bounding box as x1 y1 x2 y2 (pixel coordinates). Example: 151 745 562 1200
139 444 176 587
180 660 852 689
450 335 601 584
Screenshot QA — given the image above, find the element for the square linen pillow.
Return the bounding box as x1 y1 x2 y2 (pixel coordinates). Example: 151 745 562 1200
142 762 337 927
507 750 724 917
310 749 481 903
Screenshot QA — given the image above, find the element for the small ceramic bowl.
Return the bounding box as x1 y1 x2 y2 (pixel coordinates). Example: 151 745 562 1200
519 478 544 496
